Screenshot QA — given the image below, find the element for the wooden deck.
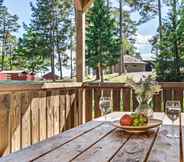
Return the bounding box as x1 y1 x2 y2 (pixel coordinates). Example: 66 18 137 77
0 112 183 162
1 82 184 156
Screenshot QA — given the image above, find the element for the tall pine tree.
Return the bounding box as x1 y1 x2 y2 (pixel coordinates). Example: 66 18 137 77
156 0 184 81
15 26 49 73
0 0 19 70
86 0 120 82
30 0 73 79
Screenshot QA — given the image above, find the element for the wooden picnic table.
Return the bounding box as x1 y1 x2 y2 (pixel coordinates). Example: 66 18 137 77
0 112 184 162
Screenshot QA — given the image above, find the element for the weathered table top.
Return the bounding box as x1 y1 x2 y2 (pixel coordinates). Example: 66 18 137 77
0 112 184 162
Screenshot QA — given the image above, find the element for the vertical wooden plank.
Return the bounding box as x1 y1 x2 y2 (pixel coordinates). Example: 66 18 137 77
0 94 11 155
132 91 138 111
123 87 131 112
94 87 101 118
163 88 172 110
31 91 39 144
52 90 60 135
85 88 92 122
174 88 183 111
78 88 84 125
65 90 71 130
102 88 111 97
21 92 31 149
70 89 75 128
10 92 22 153
153 91 162 112
39 91 47 141
73 89 79 127
46 91 54 138
113 88 120 111
59 90 66 132
46 90 60 137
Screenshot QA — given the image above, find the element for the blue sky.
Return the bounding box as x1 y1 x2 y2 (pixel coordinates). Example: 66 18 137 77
4 0 165 59
4 0 33 36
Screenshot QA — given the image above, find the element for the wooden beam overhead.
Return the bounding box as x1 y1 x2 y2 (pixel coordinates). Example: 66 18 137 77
75 0 93 12
75 0 83 11
82 0 94 12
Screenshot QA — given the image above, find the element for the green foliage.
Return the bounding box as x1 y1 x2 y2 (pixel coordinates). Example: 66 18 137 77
155 0 184 81
112 8 137 56
0 0 20 70
111 0 157 70
121 11 137 44
15 27 49 73
122 38 136 56
86 0 120 79
4 34 17 70
30 0 74 78
126 0 158 24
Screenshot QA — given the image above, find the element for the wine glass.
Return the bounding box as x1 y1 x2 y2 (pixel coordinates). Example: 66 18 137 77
99 96 112 121
165 100 181 138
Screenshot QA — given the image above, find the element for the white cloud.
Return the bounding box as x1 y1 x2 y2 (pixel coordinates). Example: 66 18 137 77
133 33 155 59
135 33 153 45
141 53 155 60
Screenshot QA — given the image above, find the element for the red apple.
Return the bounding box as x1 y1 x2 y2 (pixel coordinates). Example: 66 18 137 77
120 114 133 126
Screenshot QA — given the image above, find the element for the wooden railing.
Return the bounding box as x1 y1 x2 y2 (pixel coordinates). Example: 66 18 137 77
0 82 83 156
83 82 184 121
0 81 184 156
83 83 132 122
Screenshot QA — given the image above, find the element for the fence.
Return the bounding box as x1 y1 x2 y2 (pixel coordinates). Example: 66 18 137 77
0 82 183 156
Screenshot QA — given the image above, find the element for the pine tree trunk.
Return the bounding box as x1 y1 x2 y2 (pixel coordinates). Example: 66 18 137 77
109 66 112 74
56 31 62 79
119 0 125 75
32 67 35 74
50 44 55 81
70 35 73 79
172 0 180 77
107 0 110 8
49 22 55 80
58 53 63 80
1 42 5 70
50 1 55 81
112 65 115 73
158 0 162 41
96 66 100 80
9 45 12 70
156 0 162 70
55 13 63 80
99 64 104 83
87 66 91 76
70 51 73 79
1 20 6 71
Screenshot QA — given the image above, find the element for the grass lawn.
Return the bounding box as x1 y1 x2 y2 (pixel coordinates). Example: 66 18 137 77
85 72 153 83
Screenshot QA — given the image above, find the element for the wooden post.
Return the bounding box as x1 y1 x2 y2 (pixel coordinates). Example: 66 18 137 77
75 1 93 129
76 10 85 82
75 0 93 82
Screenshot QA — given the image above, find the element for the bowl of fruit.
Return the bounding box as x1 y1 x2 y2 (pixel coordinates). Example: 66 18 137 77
112 113 162 133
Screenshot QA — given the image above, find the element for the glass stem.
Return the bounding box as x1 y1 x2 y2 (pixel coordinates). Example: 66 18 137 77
104 113 107 121
172 120 175 139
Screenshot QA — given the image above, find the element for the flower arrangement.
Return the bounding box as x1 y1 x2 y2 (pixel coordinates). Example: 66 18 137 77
126 75 161 102
126 75 161 117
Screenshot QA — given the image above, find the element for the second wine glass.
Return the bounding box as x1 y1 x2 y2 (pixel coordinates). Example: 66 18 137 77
165 100 181 138
99 97 112 121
